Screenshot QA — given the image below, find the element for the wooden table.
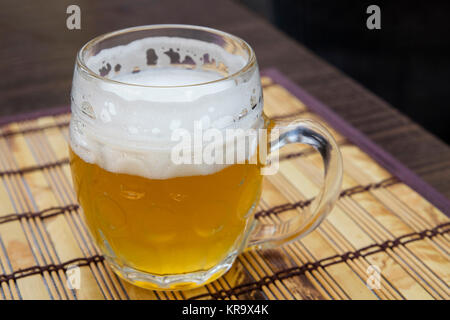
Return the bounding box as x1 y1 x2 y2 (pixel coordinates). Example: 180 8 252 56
1 0 449 198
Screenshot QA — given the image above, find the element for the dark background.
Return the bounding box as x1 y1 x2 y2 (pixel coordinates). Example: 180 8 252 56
239 0 450 144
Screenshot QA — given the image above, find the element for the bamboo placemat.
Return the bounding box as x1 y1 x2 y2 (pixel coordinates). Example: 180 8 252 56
0 69 448 300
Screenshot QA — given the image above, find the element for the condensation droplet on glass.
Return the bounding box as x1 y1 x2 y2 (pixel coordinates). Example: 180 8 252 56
73 119 86 136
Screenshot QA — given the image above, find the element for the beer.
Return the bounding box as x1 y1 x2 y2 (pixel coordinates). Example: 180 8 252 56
69 147 262 277
70 26 267 289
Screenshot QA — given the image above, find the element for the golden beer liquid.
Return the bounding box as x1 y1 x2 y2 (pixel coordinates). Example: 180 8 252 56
69 147 263 280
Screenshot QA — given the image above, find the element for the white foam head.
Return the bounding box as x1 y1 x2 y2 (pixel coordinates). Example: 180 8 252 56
70 35 263 179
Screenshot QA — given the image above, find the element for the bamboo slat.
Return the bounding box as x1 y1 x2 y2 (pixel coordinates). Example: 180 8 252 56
0 74 448 300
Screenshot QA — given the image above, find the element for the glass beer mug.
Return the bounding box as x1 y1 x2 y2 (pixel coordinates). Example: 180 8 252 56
69 25 343 290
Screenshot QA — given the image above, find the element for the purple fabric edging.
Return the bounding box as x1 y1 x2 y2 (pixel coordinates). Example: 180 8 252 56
0 69 448 216
261 68 450 217
0 105 70 127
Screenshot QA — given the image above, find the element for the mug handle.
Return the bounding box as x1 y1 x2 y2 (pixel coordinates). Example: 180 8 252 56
246 118 343 249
